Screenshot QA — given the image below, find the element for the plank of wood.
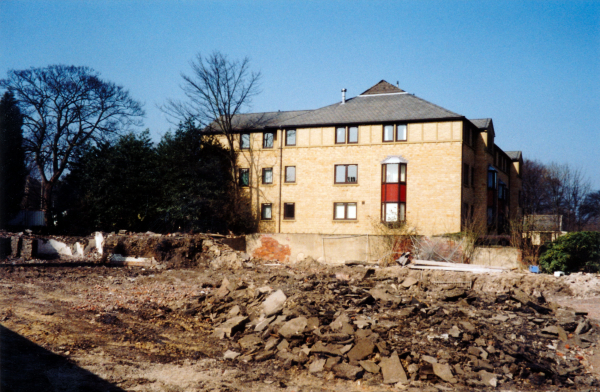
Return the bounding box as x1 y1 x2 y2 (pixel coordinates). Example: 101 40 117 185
409 265 504 273
412 259 510 270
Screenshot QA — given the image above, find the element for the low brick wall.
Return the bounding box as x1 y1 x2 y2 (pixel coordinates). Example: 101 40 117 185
246 233 392 265
471 246 523 270
246 233 523 269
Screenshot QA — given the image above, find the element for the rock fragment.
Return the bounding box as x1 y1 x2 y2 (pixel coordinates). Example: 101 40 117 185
359 360 380 373
262 290 287 316
346 338 375 362
309 358 326 373
278 316 307 338
333 363 363 380
380 351 408 384
433 363 457 383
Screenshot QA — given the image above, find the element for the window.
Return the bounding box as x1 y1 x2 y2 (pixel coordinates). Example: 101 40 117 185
464 126 474 147
471 167 475 188
336 126 359 144
283 203 295 220
487 167 497 189
396 124 407 141
285 166 296 183
261 204 272 220
463 163 470 187
285 129 296 146
239 168 249 187
383 124 407 142
263 132 274 148
240 133 250 149
334 202 357 220
336 127 346 144
334 164 358 184
383 125 394 142
262 168 273 184
348 126 358 143
381 163 407 222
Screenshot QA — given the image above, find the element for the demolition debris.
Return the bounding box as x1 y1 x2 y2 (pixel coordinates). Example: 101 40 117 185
0 231 599 391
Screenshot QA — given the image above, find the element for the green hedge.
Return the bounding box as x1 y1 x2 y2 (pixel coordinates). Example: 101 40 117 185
539 231 600 273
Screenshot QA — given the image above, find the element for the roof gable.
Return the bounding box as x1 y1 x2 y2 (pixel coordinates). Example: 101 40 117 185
360 80 405 95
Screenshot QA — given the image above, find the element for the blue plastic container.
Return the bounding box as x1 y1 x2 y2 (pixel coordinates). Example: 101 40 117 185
529 265 540 273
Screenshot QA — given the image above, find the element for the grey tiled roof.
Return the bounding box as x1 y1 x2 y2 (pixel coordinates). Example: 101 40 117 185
209 80 465 131
505 151 522 161
360 80 405 95
278 93 463 128
210 110 310 132
470 118 492 129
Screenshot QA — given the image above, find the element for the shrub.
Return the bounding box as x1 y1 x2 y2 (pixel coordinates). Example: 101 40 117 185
539 231 600 273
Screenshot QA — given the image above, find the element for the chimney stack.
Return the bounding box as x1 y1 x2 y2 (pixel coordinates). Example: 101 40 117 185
341 88 347 104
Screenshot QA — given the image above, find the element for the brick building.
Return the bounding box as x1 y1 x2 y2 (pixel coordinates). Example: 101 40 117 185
215 80 523 236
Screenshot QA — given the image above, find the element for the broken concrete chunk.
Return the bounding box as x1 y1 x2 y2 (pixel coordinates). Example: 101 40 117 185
441 288 467 301
370 288 395 302
479 370 498 387
215 277 231 298
459 321 476 333
324 356 341 370
306 316 320 331
223 350 240 360
433 363 457 383
421 355 437 364
449 325 462 338
330 313 350 330
310 341 342 356
309 358 326 373
238 334 262 350
407 363 419 374
401 276 418 288
227 305 240 317
277 339 289 352
541 325 568 341
340 344 353 355
359 360 380 374
262 290 287 317
353 315 371 329
254 315 276 332
264 336 280 351
346 338 375 362
380 351 408 384
214 316 248 338
340 321 354 335
575 319 591 335
278 316 307 339
333 363 363 380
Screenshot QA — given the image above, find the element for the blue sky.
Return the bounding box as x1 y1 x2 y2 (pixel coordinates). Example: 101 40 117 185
1 0 599 187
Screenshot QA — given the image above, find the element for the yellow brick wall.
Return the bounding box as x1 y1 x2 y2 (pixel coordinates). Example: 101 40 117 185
227 121 465 236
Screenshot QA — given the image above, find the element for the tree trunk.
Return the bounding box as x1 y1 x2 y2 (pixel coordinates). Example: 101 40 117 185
41 181 54 227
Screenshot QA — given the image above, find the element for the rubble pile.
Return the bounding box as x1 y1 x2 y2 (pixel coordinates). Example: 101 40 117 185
188 266 599 390
0 231 250 269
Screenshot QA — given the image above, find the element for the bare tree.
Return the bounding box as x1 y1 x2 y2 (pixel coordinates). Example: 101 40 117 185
522 159 550 215
581 190 600 230
162 52 261 179
1 65 144 225
522 159 593 232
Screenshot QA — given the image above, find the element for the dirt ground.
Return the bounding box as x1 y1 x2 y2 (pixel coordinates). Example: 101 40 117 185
1 258 599 392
